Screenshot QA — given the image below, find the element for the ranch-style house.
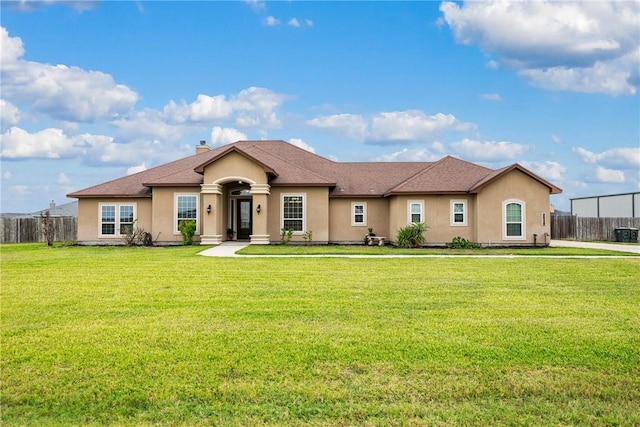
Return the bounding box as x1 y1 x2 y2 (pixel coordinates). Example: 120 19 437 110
68 139 562 246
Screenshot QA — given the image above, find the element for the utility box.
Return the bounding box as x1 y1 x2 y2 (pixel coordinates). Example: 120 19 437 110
615 227 639 243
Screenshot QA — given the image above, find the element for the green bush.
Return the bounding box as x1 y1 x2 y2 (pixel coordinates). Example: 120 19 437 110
178 220 197 245
396 222 429 248
447 236 480 249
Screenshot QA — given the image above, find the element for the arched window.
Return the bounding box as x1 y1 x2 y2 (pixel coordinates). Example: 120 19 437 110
504 200 525 239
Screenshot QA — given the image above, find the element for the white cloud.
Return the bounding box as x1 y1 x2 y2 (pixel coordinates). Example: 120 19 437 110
573 146 640 168
305 19 314 27
2 171 12 180
479 93 502 101
451 138 530 161
1 26 139 122
368 111 473 144
0 126 166 167
4 1 99 12
0 99 21 131
56 172 71 185
163 94 233 124
521 160 567 182
265 16 279 26
210 126 247 146
289 138 315 153
127 164 148 175
551 134 562 144
113 109 196 142
375 146 444 162
440 1 640 96
288 18 300 27
307 113 368 140
232 87 285 128
595 166 625 183
244 0 266 13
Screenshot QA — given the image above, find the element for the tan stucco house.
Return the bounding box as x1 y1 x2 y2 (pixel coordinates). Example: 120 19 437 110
68 140 562 246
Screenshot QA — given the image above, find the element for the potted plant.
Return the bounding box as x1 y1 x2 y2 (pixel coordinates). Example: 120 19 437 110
368 227 375 236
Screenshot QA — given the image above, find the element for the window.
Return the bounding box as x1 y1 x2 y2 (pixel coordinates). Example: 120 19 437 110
282 194 304 232
120 205 134 235
101 205 116 236
176 194 198 233
504 200 524 239
408 201 423 224
99 203 136 237
352 202 367 226
451 201 467 226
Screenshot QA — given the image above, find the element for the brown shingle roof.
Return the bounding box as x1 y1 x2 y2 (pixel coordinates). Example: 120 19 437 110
67 140 562 198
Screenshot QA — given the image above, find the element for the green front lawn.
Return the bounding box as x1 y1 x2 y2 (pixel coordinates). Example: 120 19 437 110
2 244 639 425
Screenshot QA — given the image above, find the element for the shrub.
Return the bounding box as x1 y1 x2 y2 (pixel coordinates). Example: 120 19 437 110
178 220 197 245
447 236 480 249
280 228 293 245
396 222 429 248
303 230 313 245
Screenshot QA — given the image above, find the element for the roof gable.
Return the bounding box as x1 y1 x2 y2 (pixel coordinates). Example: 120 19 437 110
470 163 562 194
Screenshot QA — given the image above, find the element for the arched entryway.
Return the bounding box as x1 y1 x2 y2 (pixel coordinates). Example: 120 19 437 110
228 187 252 240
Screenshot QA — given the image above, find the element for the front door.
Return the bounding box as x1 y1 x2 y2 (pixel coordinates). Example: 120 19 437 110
237 199 252 240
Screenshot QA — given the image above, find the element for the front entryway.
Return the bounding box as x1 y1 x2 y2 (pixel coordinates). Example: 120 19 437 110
236 199 252 240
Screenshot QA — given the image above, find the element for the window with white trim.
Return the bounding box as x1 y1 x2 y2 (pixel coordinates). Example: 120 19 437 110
176 194 198 233
352 202 367 226
408 201 423 224
282 194 304 232
504 200 525 239
451 201 467 226
99 203 136 237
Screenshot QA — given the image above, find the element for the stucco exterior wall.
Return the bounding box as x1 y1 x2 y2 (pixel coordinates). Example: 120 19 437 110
152 187 201 244
267 186 329 243
328 198 390 243
76 198 152 244
476 169 552 245
203 151 269 186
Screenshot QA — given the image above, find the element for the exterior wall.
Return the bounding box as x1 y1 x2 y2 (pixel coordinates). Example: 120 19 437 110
152 187 201 244
328 198 390 243
76 197 152 244
387 195 477 244
203 151 268 185
267 186 329 243
571 192 640 218
476 169 552 245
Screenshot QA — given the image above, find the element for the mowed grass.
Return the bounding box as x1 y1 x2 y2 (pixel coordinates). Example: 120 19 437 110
2 244 639 426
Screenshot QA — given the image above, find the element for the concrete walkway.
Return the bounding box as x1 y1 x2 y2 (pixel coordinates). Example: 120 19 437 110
198 240 639 257
550 239 640 254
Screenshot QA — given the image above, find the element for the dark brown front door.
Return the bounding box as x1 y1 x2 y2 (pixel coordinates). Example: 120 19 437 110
237 199 252 240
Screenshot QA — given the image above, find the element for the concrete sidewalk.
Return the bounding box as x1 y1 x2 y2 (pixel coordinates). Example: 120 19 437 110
198 241 249 257
198 239 639 257
550 239 640 254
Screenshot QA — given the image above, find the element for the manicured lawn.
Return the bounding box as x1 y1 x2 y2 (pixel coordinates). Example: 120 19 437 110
2 244 639 426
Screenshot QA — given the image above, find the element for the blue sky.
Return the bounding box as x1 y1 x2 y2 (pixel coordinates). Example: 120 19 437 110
1 0 639 213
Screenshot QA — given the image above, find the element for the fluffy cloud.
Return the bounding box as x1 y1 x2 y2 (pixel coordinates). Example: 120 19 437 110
375 146 444 162
4 1 99 12
210 126 247 146
594 166 625 183
0 126 170 167
0 127 107 159
127 164 148 175
573 146 640 168
163 94 233 124
521 160 567 182
479 93 502 101
289 138 315 153
440 1 640 96
56 172 71 185
0 99 20 131
265 16 279 26
232 87 285 128
1 27 139 122
307 114 368 140
451 138 530 161
368 111 474 144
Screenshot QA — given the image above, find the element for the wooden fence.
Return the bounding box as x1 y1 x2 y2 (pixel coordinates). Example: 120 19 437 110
0 217 77 244
551 216 640 241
